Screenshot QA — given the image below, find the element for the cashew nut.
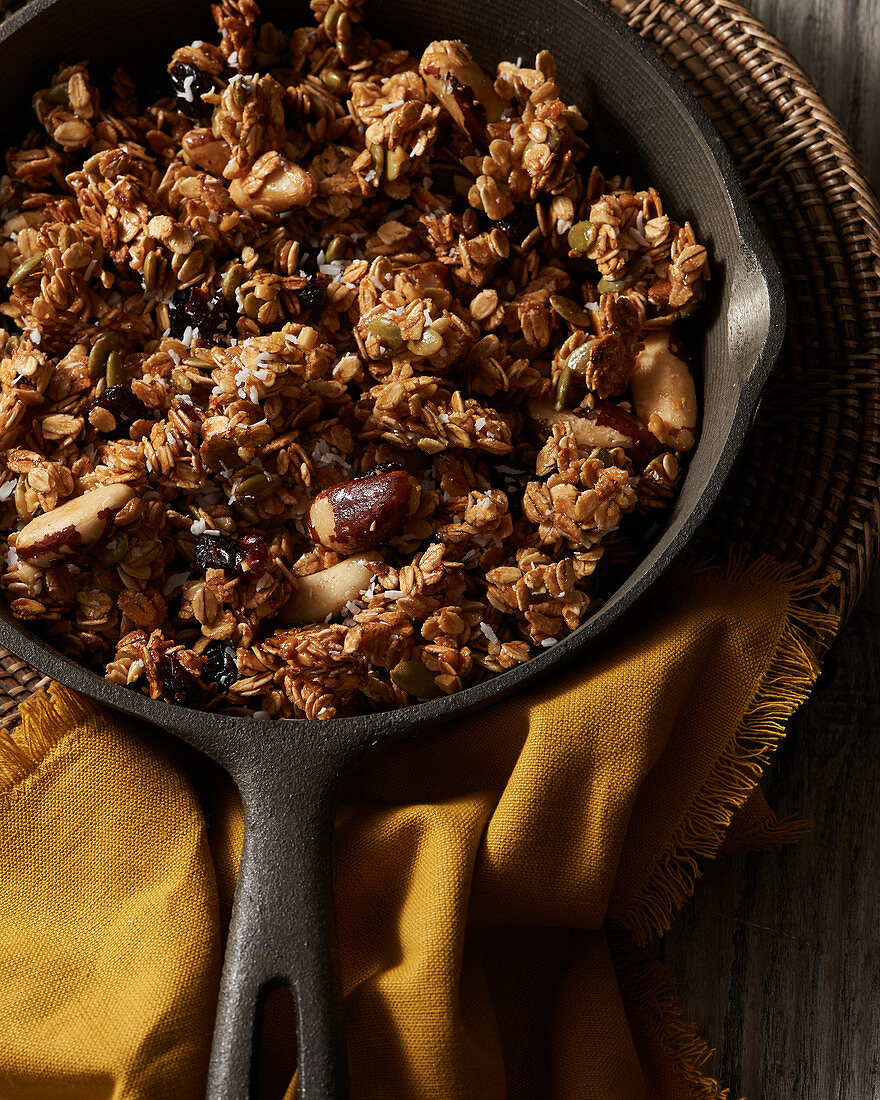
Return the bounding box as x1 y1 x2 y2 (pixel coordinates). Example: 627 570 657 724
528 400 634 451
631 331 697 451
15 482 136 566
281 554 385 625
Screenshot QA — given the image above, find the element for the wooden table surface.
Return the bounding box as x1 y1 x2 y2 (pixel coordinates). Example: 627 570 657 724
661 3 880 1097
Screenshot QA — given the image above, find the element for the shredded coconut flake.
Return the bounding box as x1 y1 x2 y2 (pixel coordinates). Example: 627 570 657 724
480 622 500 645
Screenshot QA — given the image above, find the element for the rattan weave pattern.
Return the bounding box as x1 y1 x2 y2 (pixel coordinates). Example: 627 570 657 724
0 0 878 728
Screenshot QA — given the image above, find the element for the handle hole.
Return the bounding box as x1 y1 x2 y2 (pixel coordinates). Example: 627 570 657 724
256 983 299 1099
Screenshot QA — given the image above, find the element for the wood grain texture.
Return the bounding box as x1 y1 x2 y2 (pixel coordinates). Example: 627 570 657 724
659 5 880 1096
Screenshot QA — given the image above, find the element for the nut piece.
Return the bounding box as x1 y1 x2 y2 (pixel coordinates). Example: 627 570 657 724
528 400 661 465
307 467 420 554
181 128 231 176
282 554 384 625
631 331 698 450
15 482 136 567
420 40 505 148
228 154 316 216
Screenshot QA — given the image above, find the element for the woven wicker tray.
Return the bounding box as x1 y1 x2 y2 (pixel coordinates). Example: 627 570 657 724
0 0 878 725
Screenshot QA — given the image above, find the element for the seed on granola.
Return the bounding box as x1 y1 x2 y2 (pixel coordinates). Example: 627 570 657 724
597 257 647 294
324 235 347 263
321 69 347 93
408 329 444 357
221 263 247 301
143 250 160 291
87 331 119 377
369 317 404 351
369 143 385 177
554 365 572 410
385 146 408 182
105 349 124 387
236 472 278 501
323 1 341 35
567 219 597 253
549 294 595 328
6 253 43 288
391 660 441 699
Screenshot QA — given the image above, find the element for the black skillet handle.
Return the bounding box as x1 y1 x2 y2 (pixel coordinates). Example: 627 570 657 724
205 736 349 1099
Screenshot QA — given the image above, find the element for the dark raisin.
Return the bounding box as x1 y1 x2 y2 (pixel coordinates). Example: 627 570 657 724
201 640 238 692
491 203 537 244
194 532 239 574
158 650 202 707
296 273 329 314
169 286 236 343
86 385 150 437
169 61 212 118
235 534 267 575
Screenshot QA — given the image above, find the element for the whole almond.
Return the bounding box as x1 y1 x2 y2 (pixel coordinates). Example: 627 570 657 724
307 467 420 554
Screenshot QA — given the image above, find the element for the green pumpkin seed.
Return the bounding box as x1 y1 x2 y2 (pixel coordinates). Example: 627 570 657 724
231 501 259 524
171 367 192 394
183 356 213 370
467 184 484 211
321 68 347 93
323 1 341 35
87 331 119 377
237 472 278 501
105 349 124 387
142 250 160 291
597 257 647 294
369 317 403 351
549 294 595 327
82 151 103 177
243 292 261 320
554 365 572 411
592 448 613 467
324 235 347 263
232 80 249 109
221 263 246 301
565 340 597 374
407 328 444 357
452 175 472 199
36 81 69 106
6 252 43 288
567 219 597 253
390 660 441 699
97 535 128 565
369 143 385 177
385 146 407 182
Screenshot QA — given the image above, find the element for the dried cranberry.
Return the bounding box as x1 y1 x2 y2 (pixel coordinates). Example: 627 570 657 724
158 650 202 707
169 61 212 118
201 640 238 692
86 385 150 437
491 203 537 244
296 273 329 314
235 534 267 574
194 532 239 573
168 286 236 344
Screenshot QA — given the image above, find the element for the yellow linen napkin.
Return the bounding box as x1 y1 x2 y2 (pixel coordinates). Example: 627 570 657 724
0 559 835 1099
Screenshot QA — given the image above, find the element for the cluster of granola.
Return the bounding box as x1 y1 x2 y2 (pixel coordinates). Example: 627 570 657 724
0 0 707 719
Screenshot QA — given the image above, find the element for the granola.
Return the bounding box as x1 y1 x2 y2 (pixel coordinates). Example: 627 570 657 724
0 0 708 719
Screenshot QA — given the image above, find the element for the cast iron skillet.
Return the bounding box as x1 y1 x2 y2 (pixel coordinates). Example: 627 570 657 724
0 0 785 1094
